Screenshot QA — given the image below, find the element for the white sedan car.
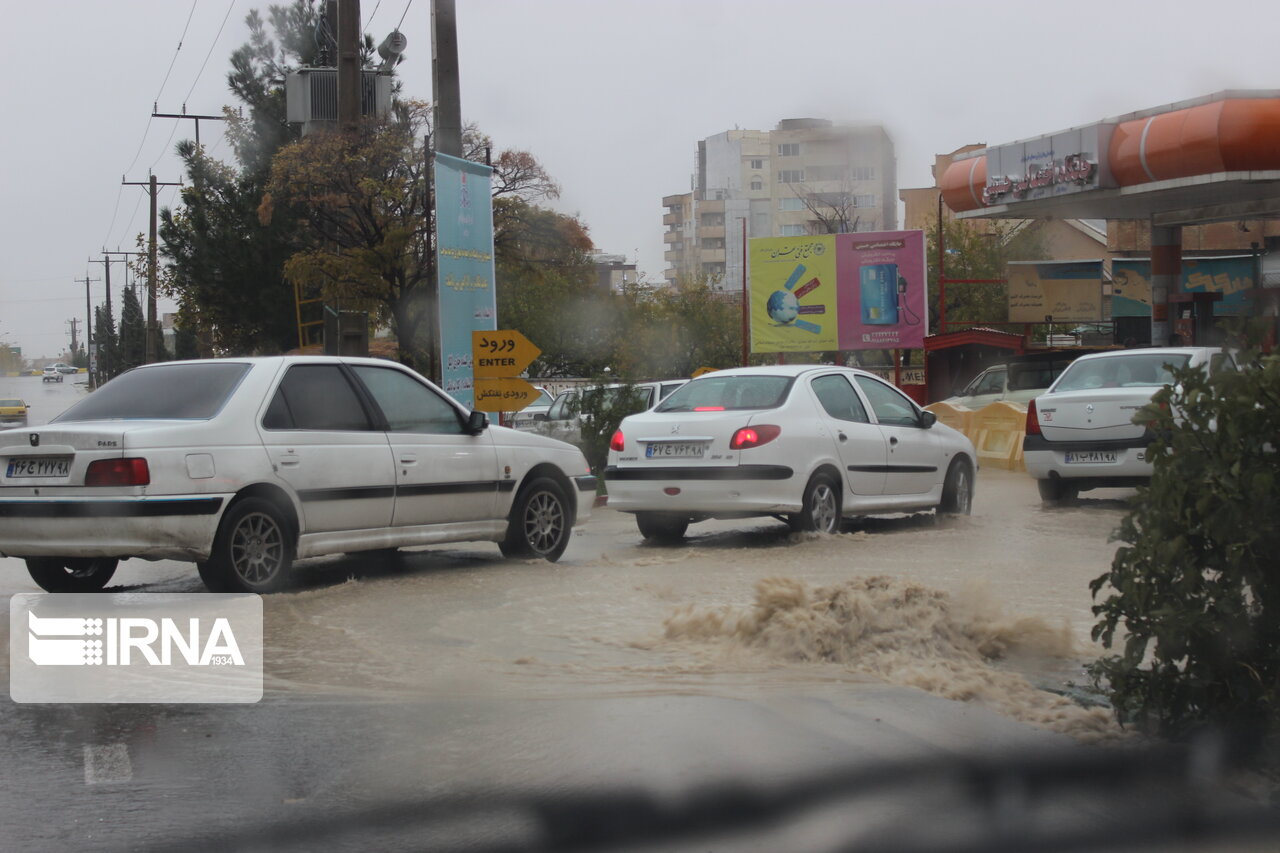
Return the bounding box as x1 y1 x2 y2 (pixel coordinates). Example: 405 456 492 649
605 365 976 541
1024 346 1233 503
0 356 596 593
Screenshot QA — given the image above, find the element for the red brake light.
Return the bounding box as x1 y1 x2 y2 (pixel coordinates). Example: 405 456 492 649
1025 399 1041 436
609 430 625 452
730 424 781 450
86 458 151 486
693 406 726 412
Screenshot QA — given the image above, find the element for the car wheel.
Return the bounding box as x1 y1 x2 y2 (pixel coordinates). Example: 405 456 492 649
636 512 690 543
790 472 842 534
199 497 294 593
26 557 119 593
1037 478 1078 505
939 459 974 516
499 477 571 562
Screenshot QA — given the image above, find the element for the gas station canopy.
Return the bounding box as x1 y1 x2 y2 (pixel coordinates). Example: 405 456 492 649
940 91 1280 226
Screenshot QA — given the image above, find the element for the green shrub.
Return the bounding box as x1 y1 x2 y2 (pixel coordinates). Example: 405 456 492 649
575 380 647 476
1088 345 1280 742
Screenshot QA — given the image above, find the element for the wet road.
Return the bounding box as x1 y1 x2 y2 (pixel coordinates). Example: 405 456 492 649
0 373 1164 850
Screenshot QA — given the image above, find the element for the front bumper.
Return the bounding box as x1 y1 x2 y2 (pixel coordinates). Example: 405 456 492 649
0 495 228 561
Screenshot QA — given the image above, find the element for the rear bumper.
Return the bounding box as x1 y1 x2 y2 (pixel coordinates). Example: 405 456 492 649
603 465 800 514
1023 434 1153 483
0 495 227 561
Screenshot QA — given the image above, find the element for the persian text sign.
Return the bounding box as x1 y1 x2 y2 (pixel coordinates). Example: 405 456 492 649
436 152 497 409
1007 260 1104 323
1112 257 1256 318
749 231 926 353
11 593 263 703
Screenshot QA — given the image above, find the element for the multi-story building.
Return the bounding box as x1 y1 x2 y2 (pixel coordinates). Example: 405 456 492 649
663 119 897 290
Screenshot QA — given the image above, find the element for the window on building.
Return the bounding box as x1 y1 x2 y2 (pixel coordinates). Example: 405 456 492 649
850 166 875 180
779 197 805 211
780 224 807 237
777 143 800 156
749 159 763 169
750 178 763 191
701 237 725 249
700 213 725 227
853 194 876 208
778 170 803 184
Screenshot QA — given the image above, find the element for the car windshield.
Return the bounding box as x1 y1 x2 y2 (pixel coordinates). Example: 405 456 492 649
1052 354 1190 392
53 363 251 421
0 399 22 407
656 375 793 412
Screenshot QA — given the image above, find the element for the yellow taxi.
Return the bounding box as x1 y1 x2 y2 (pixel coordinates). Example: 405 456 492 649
0 398 29 427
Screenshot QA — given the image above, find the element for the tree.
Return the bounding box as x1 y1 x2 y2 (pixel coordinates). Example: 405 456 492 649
267 101 563 377
160 1 339 355
615 276 742 378
92 304 119 382
117 284 146 372
926 217 1045 331
786 180 861 235
1088 339 1280 744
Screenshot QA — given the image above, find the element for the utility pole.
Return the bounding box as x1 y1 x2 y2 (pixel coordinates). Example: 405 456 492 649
99 250 143 328
68 318 80 354
431 0 462 157
123 174 181 363
151 103 228 148
76 275 99 383
337 0 361 132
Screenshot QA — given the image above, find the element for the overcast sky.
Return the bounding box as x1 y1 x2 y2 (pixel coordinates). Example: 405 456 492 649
1 0 1275 358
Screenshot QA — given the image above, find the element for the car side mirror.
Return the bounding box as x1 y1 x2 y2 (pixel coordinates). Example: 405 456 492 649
466 410 488 435
920 410 937 428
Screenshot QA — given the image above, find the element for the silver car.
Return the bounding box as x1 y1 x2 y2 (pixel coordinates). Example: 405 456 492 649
1023 347 1235 502
0 357 595 593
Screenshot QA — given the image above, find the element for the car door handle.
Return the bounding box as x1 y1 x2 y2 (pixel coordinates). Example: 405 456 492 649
399 454 418 465
278 454 300 467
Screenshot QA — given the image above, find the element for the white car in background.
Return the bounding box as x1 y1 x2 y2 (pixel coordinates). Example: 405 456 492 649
1024 347 1234 503
605 365 976 541
0 356 596 593
508 386 554 431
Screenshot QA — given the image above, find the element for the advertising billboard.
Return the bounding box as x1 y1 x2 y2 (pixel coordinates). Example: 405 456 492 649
1112 256 1256 317
749 230 926 353
1007 260 1104 323
435 152 497 408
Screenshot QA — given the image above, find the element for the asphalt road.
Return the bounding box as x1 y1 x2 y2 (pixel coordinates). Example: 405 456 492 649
3 372 1260 851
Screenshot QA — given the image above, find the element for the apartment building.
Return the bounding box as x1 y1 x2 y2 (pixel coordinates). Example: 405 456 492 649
663 119 897 289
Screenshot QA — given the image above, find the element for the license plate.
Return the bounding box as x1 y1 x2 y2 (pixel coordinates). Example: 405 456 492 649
6 457 72 478
645 442 705 459
1064 451 1118 464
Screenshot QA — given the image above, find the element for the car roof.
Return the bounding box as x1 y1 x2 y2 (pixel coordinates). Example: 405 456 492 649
688 364 880 380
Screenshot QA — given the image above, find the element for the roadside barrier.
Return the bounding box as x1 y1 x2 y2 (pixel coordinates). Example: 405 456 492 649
923 401 974 437
969 401 1027 471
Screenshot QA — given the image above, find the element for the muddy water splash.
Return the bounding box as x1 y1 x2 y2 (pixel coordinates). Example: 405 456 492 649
664 575 1119 742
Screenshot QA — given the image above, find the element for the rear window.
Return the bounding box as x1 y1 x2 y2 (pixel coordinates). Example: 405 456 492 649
0 399 23 407
1053 354 1190 393
53 363 251 422
656 375 793 412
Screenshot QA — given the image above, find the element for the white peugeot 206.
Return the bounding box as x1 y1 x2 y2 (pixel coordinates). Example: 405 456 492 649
0 356 596 593
1023 346 1235 503
605 365 977 542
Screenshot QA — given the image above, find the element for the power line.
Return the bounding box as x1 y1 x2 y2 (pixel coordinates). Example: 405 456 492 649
155 0 200 105
365 0 383 30
182 0 237 105
398 0 414 30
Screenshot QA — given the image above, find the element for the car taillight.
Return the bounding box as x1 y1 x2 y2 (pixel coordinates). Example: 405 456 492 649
86 458 150 486
730 424 781 450
610 430 625 452
1025 399 1041 436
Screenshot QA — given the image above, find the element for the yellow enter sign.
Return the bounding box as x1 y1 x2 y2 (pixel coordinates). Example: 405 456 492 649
472 330 541 378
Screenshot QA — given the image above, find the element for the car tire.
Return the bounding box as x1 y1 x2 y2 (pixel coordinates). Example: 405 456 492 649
198 497 294 593
499 477 571 562
1037 478 1078 505
939 459 974 516
790 472 842 534
26 557 119 593
636 512 690 543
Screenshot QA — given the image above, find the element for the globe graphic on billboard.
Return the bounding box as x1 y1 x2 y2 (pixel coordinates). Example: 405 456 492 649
766 290 799 324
